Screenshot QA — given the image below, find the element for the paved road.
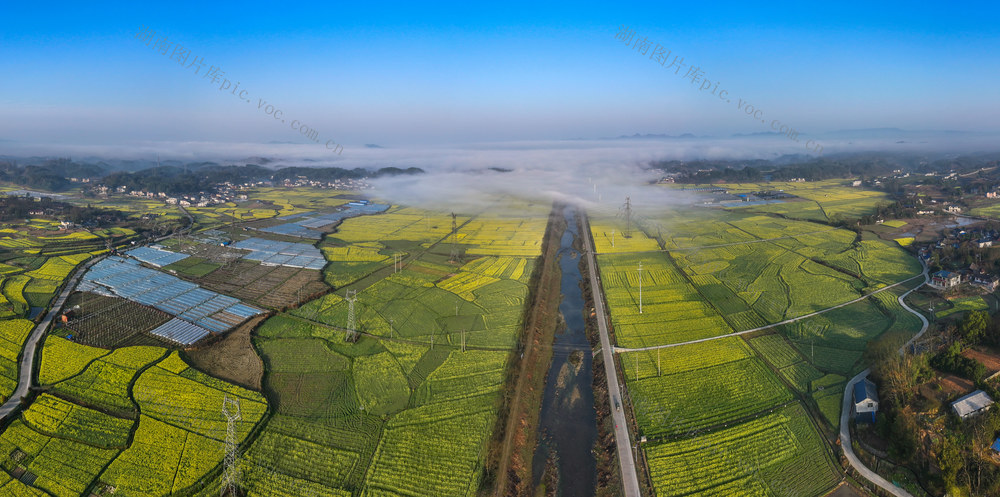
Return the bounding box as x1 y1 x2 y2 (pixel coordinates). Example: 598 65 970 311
616 269 927 353
581 213 642 497
0 256 103 421
838 262 928 497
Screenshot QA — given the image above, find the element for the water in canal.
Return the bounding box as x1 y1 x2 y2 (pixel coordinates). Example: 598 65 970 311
531 206 597 496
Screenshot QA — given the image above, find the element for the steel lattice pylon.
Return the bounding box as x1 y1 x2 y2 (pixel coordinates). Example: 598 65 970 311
221 395 242 496
346 290 359 342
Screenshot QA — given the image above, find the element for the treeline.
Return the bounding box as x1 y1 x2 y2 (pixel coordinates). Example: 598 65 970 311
653 152 1000 185
655 157 903 183
1 157 425 195
856 200 921 225
101 164 272 195
0 158 105 191
269 166 424 183
0 195 126 225
100 164 424 195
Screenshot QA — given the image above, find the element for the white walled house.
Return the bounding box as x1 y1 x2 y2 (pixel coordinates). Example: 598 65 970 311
853 379 879 423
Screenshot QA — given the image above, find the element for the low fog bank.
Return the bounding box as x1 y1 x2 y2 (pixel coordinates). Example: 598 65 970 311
4 130 999 214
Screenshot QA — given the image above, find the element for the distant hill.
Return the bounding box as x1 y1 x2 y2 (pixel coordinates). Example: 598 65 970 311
610 133 700 140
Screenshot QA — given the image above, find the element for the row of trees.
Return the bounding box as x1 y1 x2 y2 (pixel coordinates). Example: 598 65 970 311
100 164 425 195
0 196 126 225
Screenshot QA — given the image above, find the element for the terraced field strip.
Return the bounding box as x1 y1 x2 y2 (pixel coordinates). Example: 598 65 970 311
282 313 510 352
589 227 841 255
0 256 104 421
615 263 927 353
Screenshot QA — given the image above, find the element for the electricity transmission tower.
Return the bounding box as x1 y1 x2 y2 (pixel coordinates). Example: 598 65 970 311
619 196 633 238
449 212 461 262
221 395 242 497
345 290 358 342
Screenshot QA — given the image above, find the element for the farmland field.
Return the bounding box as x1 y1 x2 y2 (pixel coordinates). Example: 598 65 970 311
3 337 267 497
703 180 891 222
597 252 733 347
643 404 841 496
0 319 34 401
935 295 989 318
62 292 173 348
240 199 548 496
194 259 328 309
0 177 927 497
590 187 924 497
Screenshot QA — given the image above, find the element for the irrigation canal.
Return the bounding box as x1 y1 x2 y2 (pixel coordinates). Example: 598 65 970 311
531 206 598 496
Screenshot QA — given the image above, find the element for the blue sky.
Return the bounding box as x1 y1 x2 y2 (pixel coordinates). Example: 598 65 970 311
1 1 998 150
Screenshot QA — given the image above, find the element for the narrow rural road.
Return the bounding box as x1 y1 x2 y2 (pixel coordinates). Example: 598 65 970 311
581 213 642 497
0 256 102 421
838 261 929 497
839 370 912 497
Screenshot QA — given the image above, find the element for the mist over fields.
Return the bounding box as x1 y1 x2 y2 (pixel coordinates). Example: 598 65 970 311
5 128 1000 214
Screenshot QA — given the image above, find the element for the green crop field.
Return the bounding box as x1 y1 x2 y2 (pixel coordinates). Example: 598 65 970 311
240 198 547 496
936 295 989 318
643 403 841 496
0 178 929 497
704 180 890 222
597 252 733 347
0 319 34 401
630 357 794 438
592 193 924 497
3 339 266 497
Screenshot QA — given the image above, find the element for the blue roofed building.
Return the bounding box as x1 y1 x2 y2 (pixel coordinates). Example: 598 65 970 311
992 438 1000 454
852 378 879 423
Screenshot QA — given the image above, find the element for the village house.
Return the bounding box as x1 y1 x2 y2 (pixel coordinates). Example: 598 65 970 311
951 390 994 420
852 379 879 423
972 273 1000 292
929 270 962 290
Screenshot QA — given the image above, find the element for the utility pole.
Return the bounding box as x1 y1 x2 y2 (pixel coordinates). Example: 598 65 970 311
638 261 643 314
657 348 661 376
